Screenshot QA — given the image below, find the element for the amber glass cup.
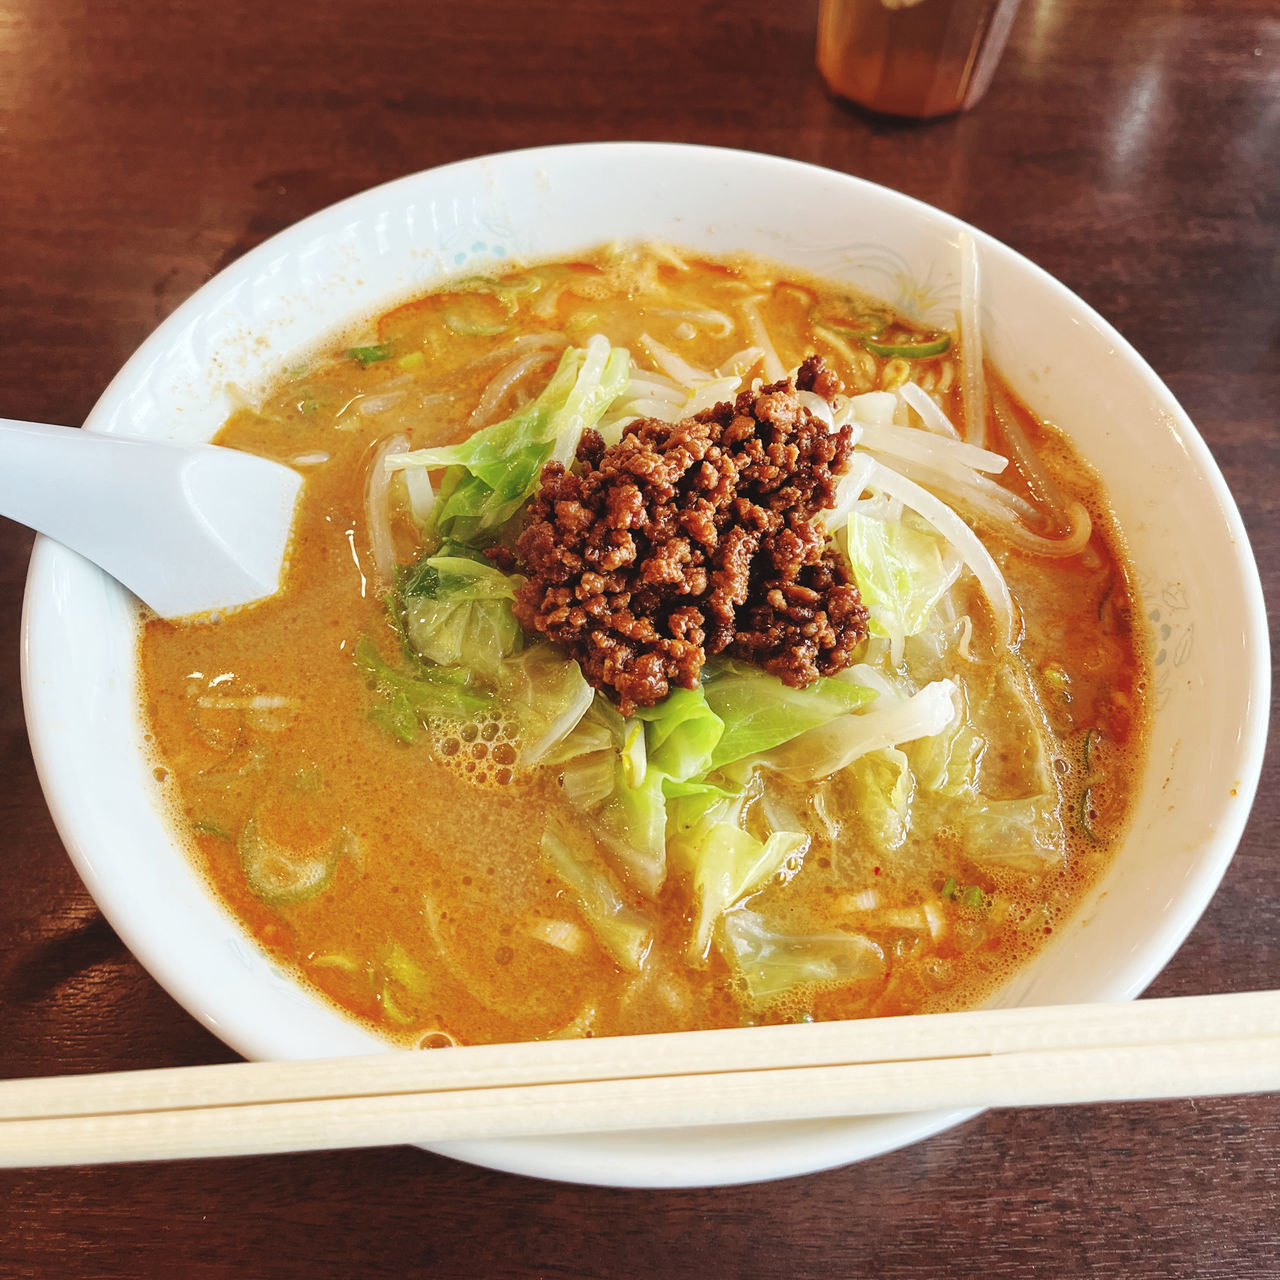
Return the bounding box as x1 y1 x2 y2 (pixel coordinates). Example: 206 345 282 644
817 0 1022 119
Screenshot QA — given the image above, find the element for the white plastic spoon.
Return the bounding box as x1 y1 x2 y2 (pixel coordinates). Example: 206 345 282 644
1 418 303 619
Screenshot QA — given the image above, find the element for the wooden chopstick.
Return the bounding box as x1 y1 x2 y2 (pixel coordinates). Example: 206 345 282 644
1 991 1277 1168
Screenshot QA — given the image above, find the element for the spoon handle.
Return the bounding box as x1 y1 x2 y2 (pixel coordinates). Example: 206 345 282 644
0 418 301 618
2 418 163 541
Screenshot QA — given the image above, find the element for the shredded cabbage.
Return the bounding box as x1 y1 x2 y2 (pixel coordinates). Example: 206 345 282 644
398 544 521 681
720 908 884 1001
592 769 671 897
559 688 724 897
763 679 958 782
352 636 489 743
500 645 595 766
387 336 629 542
848 747 915 851
702 660 873 770
862 459 1017 645
634 686 723 781
670 795 808 960
908 695 985 796
842 511 962 666
553 671 881 902
388 546 593 760
542 820 652 971
905 666 1064 869
545 694 625 767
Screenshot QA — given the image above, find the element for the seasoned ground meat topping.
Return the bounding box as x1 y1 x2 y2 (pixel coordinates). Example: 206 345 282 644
512 355 870 712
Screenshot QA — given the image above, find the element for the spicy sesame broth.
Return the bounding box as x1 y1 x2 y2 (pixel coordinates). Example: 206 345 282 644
139 245 1148 1045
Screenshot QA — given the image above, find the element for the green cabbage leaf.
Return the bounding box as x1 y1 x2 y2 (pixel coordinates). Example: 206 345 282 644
559 687 725 898
848 746 915 851
397 541 521 682
906 666 1064 869
842 511 961 664
701 660 873 770
386 336 629 542
499 644 595 765
668 785 809 960
763 678 959 782
720 908 884 1002
352 636 489 744
542 819 652 971
634 686 723 780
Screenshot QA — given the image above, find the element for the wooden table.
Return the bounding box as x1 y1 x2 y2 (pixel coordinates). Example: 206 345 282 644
1 0 1276 1274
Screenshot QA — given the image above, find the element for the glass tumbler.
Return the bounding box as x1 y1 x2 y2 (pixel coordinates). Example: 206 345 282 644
817 0 1023 119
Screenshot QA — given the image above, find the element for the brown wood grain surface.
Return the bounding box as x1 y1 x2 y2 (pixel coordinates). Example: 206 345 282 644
1 0 1277 1275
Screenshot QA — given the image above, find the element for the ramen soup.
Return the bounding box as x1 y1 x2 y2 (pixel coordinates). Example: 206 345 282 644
139 245 1149 1047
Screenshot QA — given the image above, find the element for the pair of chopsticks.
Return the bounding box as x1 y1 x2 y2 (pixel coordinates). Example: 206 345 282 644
2 990 1277 1167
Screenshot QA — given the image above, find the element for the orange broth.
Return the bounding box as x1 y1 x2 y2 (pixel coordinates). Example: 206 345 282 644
139 246 1149 1046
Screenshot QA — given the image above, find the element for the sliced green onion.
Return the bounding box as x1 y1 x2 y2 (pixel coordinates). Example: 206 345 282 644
1078 786 1099 842
455 274 541 312
442 315 506 338
440 293 509 337
348 343 394 367
863 334 952 359
239 818 358 906
193 819 231 841
943 877 986 910
813 307 889 338
1083 728 1101 775
1096 577 1115 621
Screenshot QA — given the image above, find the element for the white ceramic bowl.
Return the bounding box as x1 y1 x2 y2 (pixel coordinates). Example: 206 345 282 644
21 143 1270 1188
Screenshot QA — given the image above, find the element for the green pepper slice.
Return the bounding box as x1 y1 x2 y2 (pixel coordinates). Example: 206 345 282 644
863 334 952 359
813 307 890 338
1077 786 1099 843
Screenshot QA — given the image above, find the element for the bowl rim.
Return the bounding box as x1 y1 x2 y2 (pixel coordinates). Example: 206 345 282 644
20 141 1272 1188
